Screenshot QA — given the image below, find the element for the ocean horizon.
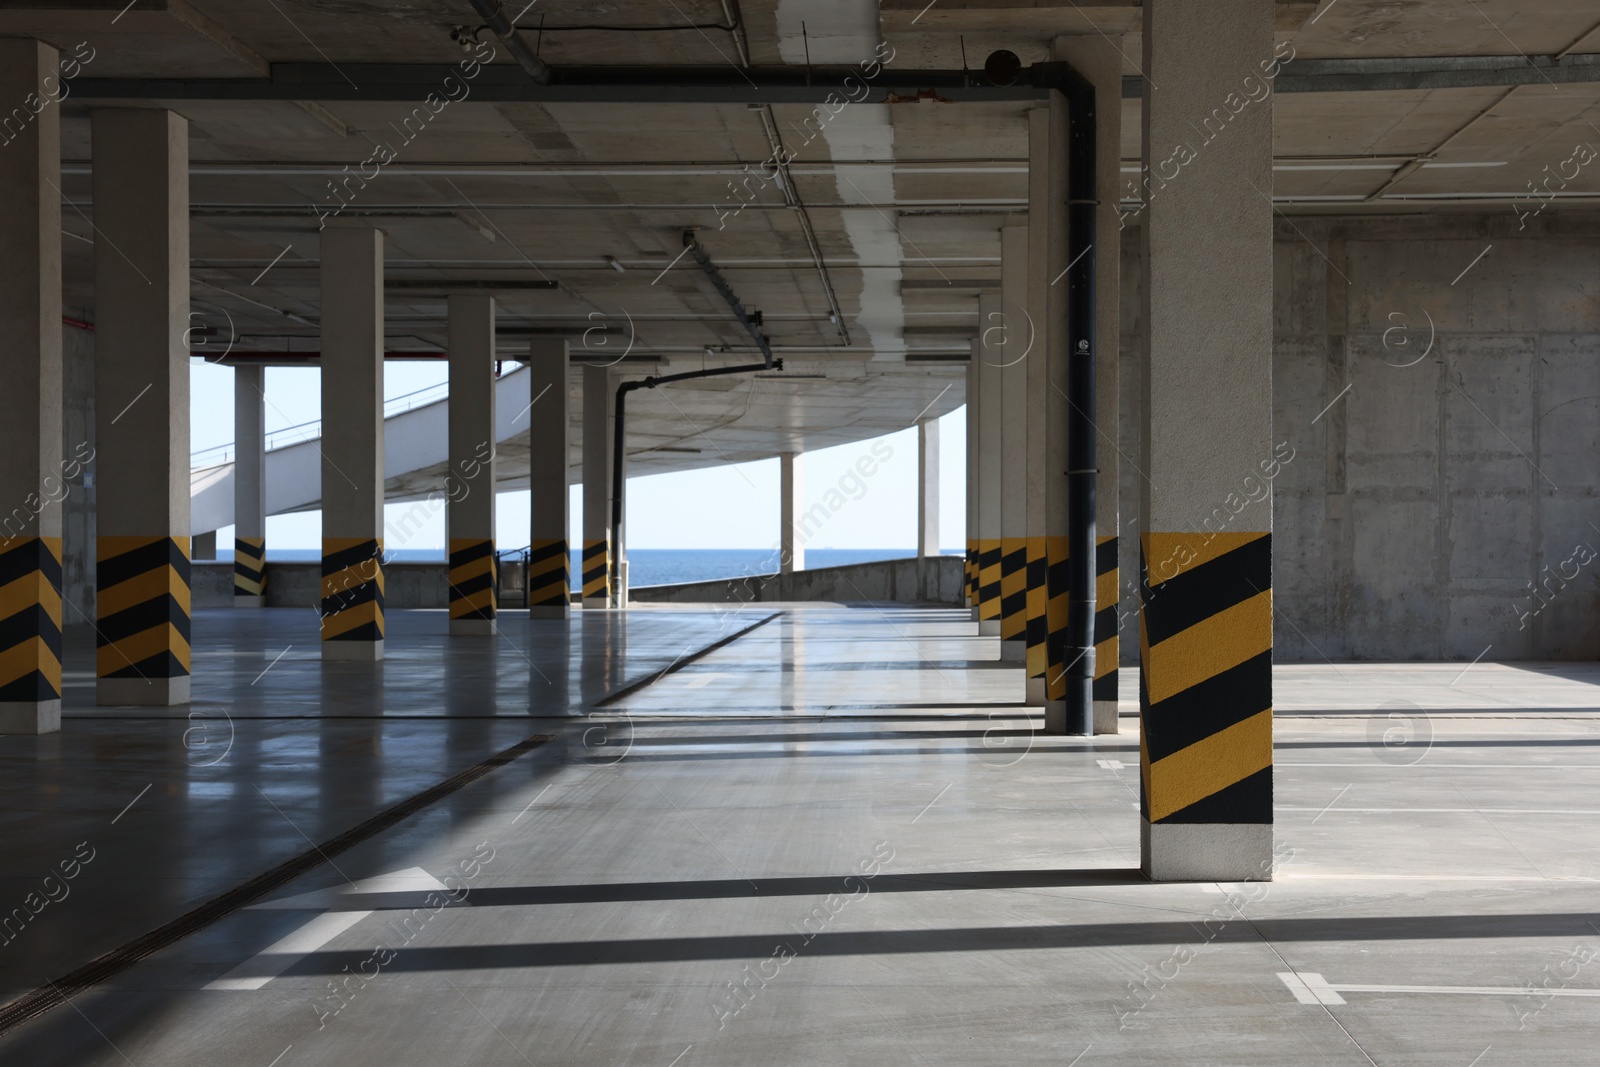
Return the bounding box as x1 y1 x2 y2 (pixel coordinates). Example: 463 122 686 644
214 547 961 589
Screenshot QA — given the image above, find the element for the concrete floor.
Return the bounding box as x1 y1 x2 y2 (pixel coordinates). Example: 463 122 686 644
1 605 1597 1065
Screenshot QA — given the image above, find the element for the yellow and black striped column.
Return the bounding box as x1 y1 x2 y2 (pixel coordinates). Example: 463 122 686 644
1140 0 1275 879
92 107 193 706
448 538 496 634
974 294 1005 636
234 537 266 602
964 540 976 608
0 41 65 732
1044 535 1070 704
998 535 1028 656
0 539 63 732
581 538 610 606
1139 533 1272 874
526 336 572 620
582 362 616 608
1092 536 1119 732
321 537 384 658
96 536 191 706
1023 537 1048 704
997 225 1029 662
527 538 569 618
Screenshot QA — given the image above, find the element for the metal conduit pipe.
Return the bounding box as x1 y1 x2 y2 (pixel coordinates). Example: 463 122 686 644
466 0 551 84
608 234 779 598
1057 66 1099 736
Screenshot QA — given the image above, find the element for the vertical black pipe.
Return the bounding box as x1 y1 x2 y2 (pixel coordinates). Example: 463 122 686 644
1063 78 1098 734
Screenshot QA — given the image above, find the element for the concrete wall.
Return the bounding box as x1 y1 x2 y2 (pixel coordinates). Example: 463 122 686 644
630 556 965 606
193 561 455 610
1119 212 1600 662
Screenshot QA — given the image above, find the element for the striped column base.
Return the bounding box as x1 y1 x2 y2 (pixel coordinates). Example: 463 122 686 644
526 538 570 619
234 536 265 606
975 538 1002 635
448 538 497 636
1042 535 1071 730
0 537 63 733
964 539 976 616
96 536 191 707
1023 537 1048 705
1139 530 1273 881
581 538 609 608
998 535 1026 661
1093 534 1120 735
321 538 384 661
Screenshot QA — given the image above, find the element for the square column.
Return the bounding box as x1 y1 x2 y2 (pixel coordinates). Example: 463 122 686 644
1054 35 1126 736
233 364 266 605
964 354 978 611
1140 0 1276 880
319 227 385 661
91 108 191 707
581 363 614 608
917 420 940 558
0 41 64 732
998 224 1030 664
447 293 497 636
975 293 1004 636
526 338 571 619
780 452 803 574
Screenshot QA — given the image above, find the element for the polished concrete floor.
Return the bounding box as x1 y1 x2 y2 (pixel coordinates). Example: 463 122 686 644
1 604 1597 1065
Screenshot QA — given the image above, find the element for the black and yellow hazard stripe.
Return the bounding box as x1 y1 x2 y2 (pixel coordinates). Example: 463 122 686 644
581 538 609 601
234 536 265 598
0 538 63 703
321 537 384 643
965 539 976 606
999 536 1027 640
1024 536 1047 679
527 538 569 608
96 536 191 680
447 538 497 623
1139 531 1272 825
1044 535 1069 701
1093 535 1118 703
977 539 1002 621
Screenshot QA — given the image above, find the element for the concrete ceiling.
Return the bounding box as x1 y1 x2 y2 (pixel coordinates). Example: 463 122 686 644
9 0 1600 471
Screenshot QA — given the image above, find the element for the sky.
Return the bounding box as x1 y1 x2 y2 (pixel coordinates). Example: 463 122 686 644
192 362 967 554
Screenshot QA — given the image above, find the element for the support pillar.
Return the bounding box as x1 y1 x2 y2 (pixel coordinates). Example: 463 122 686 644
233 364 266 605
780 452 803 574
447 293 497 636
975 293 1003 636
319 227 385 661
1140 0 1276 880
581 364 613 608
964 353 978 612
1028 102 1069 718
526 338 571 619
917 420 940 558
998 225 1030 665
0 40 64 732
1054 35 1125 735
92 108 191 706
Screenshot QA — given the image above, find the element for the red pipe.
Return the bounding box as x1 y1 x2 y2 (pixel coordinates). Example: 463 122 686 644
62 315 94 332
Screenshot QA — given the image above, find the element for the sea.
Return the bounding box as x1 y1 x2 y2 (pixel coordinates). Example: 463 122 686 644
224 547 962 589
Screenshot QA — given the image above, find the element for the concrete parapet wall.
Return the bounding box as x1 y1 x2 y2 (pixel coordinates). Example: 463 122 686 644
629 555 964 606
192 561 452 610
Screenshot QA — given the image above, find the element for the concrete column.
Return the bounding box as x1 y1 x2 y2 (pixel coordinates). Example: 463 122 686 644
1054 35 1125 736
0 41 64 732
233 364 266 605
917 419 940 558
780 452 803 574
1140 0 1276 880
965 354 978 612
447 293 497 636
192 531 217 560
581 364 614 608
526 338 570 619
319 227 385 661
998 224 1030 664
1028 101 1070 716
975 293 1003 636
91 108 190 707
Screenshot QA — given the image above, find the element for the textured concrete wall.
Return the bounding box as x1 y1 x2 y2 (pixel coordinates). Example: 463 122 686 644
193 562 453 610
1119 213 1600 662
631 556 965 606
